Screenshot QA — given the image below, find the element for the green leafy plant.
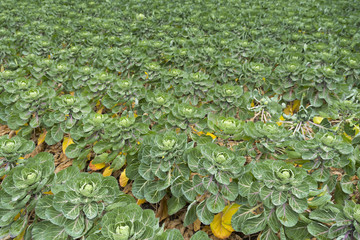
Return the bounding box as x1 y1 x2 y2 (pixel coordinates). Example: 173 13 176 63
129 130 191 206
32 166 122 239
0 152 54 239
183 143 245 225
232 160 319 238
0 135 34 176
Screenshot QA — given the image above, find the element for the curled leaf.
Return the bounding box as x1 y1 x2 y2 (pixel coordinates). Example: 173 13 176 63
89 161 106 170
62 136 74 154
119 169 129 187
103 166 113 176
38 130 47 145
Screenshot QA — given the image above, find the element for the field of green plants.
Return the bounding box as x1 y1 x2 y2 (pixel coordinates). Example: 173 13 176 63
1 0 360 239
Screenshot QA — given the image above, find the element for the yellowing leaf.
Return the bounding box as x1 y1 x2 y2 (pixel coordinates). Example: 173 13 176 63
14 228 26 240
69 91 75 96
210 212 232 239
38 130 47 145
89 161 106 170
137 199 146 205
313 116 324 124
221 204 240 232
292 100 300 113
97 107 104 114
119 169 129 187
14 231 26 240
251 100 255 108
14 212 21 221
134 112 138 118
194 219 201 231
43 191 53 195
15 128 21 135
62 136 74 154
283 100 301 116
206 132 216 140
103 166 113 176
277 115 285 126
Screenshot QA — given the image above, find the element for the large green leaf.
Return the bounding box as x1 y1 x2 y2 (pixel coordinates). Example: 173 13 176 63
220 181 238 201
285 222 312 240
307 222 330 240
260 227 278 240
144 182 166 203
196 200 214 225
183 201 197 227
83 202 98 220
276 204 298 227
241 213 267 235
64 216 85 238
206 194 225 213
288 196 308 213
61 203 81 220
271 191 287 206
231 205 256 231
167 196 186 216
238 173 254 197
32 221 68 240
190 231 211 240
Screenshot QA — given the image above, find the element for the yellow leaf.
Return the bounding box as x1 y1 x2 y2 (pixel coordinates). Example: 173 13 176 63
283 100 300 116
38 130 47 145
15 128 21 135
354 125 360 135
134 112 138 118
119 169 129 187
103 166 113 176
206 132 216 140
14 212 21 221
277 115 285 126
292 100 300 113
97 107 104 114
251 100 255 108
137 199 146 205
313 116 324 124
210 212 232 239
344 132 352 141
194 219 201 231
43 191 53 195
262 77 266 81
89 161 106 170
14 228 26 240
1 65 4 72
221 204 240 232
69 91 75 96
62 136 74 154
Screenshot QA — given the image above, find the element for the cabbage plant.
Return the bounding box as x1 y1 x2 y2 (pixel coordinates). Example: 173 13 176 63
100 111 149 155
166 103 206 130
232 160 318 238
308 201 360 239
87 203 162 240
0 152 54 239
32 166 121 239
183 143 245 225
0 135 34 176
129 131 191 207
42 94 92 145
